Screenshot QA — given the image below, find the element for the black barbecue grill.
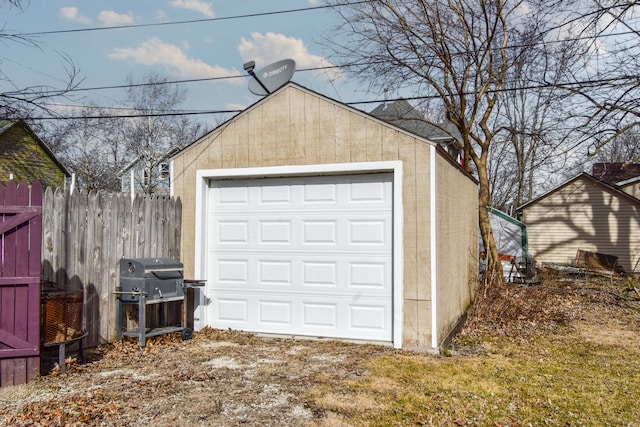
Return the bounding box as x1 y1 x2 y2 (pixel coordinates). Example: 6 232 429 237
115 258 198 348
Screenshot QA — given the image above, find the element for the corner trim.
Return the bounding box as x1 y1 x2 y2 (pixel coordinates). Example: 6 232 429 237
430 145 438 349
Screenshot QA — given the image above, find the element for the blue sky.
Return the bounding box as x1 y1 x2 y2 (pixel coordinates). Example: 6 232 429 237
2 1 372 128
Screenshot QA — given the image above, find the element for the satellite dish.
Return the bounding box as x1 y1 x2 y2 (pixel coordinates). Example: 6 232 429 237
246 59 296 96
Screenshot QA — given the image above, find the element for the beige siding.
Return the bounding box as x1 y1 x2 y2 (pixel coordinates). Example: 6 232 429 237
172 84 478 348
521 176 640 273
621 181 640 200
435 153 478 342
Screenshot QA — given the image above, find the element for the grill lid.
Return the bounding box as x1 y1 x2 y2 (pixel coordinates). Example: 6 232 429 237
120 258 183 279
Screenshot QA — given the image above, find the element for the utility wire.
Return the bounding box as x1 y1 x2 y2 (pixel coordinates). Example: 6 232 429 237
12 23 640 99
26 74 640 121
8 17 640 96
16 1 376 37
6 1 640 121
5 1 638 97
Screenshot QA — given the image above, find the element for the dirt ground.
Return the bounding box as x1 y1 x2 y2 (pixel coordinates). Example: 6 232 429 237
0 322 402 426
1 270 639 426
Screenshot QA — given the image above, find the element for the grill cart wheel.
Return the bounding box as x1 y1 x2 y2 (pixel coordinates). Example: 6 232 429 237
181 327 193 341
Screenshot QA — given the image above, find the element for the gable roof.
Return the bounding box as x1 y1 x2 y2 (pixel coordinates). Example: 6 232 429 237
370 99 460 143
173 82 439 157
170 81 475 181
517 172 640 212
0 119 71 177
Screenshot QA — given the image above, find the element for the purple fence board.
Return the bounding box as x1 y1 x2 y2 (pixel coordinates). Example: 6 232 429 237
0 179 42 387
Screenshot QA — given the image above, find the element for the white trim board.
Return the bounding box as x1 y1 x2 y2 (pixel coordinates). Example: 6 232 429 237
430 145 438 349
193 161 404 349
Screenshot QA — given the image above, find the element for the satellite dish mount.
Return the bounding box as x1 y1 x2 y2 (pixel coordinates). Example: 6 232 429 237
243 59 296 96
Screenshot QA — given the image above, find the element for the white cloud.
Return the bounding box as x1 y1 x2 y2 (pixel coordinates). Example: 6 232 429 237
155 10 169 22
97 10 134 26
58 7 134 26
108 37 240 83
59 7 92 24
308 0 322 4
169 0 215 18
238 32 344 81
226 103 247 111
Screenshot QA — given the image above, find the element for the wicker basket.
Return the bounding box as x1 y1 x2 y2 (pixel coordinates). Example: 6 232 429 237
41 290 84 344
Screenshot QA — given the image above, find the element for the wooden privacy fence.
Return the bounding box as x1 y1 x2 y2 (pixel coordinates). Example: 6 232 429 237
42 188 182 348
0 180 42 387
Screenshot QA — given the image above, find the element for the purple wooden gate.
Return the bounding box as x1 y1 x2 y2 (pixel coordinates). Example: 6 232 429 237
0 179 42 387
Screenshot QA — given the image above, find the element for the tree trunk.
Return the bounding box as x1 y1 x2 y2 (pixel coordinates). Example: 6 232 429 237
477 163 503 284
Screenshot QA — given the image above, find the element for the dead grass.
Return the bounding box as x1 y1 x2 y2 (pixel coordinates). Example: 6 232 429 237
320 338 639 426
310 276 640 426
1 274 639 426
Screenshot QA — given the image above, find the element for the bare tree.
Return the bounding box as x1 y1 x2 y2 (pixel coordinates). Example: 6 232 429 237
44 107 127 191
42 73 205 192
490 26 587 208
565 1 640 157
119 73 204 195
328 0 576 280
592 126 640 163
1 1 82 119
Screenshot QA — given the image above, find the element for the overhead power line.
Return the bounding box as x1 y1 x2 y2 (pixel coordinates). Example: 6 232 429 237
12 22 640 98
26 74 640 121
5 0 638 99
16 1 376 37
12 65 341 96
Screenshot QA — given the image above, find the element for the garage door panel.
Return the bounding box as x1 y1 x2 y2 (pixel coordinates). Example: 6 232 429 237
259 220 292 244
349 304 388 332
302 220 337 245
217 185 249 205
349 261 388 288
259 260 292 286
259 300 292 325
302 302 338 328
211 215 391 251
216 298 249 323
207 173 393 342
211 218 251 247
349 180 387 202
349 219 388 245
211 293 391 340
303 182 337 203
216 259 249 284
302 261 337 286
259 184 291 204
210 253 391 294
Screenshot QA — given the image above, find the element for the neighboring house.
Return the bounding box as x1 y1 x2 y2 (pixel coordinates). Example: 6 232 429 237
618 176 640 199
170 82 479 351
592 162 640 200
517 172 640 274
0 119 70 188
118 151 174 195
370 100 464 165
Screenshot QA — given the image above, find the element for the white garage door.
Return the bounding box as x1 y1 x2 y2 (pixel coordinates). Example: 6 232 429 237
205 173 393 342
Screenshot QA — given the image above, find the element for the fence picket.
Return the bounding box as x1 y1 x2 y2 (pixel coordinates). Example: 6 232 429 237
41 190 181 346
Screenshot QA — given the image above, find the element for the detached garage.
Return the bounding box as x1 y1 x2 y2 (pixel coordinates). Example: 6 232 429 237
171 83 478 350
